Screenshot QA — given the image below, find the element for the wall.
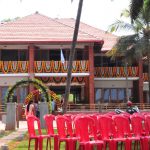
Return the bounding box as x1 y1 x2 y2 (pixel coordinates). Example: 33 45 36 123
94 80 133 88
0 76 28 86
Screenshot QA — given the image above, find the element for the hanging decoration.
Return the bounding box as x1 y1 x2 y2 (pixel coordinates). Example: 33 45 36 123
34 61 43 73
24 89 42 104
143 73 148 81
1 61 10 73
44 61 53 72
19 61 28 73
37 77 85 84
95 67 139 78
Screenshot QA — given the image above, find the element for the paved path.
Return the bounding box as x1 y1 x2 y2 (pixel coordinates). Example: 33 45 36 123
0 121 27 149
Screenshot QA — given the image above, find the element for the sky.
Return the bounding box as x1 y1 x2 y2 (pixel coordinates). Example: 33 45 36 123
0 0 131 35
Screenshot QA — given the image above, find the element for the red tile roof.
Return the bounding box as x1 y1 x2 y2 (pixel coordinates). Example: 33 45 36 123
0 12 118 50
57 18 118 51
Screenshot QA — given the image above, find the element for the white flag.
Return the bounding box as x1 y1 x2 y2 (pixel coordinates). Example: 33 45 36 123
60 49 65 63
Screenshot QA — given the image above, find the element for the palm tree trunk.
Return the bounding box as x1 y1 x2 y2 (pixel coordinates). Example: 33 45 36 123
63 0 84 114
125 62 129 102
148 53 150 102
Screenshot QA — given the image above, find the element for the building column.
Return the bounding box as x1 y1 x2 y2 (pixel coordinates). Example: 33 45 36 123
138 58 144 103
28 45 35 92
87 45 95 108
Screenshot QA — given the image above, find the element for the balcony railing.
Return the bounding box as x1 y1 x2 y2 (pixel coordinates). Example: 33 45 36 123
66 103 150 112
94 66 139 78
0 61 29 73
34 61 89 73
0 61 148 81
0 61 89 73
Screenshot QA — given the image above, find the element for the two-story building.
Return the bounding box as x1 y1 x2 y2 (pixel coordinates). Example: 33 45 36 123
0 12 148 107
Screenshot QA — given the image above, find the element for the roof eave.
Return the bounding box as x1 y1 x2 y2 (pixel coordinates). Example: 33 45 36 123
0 39 104 45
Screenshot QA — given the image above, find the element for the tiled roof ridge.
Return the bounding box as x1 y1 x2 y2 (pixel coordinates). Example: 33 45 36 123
81 21 118 38
57 18 118 40
53 18 102 41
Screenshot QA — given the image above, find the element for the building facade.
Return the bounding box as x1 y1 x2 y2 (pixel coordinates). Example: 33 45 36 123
0 12 149 106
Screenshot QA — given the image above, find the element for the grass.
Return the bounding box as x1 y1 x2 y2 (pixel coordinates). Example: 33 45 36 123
7 129 141 150
8 129 66 150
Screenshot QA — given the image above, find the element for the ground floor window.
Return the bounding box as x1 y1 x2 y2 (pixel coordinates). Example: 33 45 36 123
0 86 28 105
95 88 132 103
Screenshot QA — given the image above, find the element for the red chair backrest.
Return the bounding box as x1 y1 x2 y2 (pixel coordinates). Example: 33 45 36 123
55 115 74 138
130 115 145 136
88 114 99 134
144 115 150 135
43 114 55 135
74 116 96 142
98 115 116 139
26 115 42 137
113 115 131 138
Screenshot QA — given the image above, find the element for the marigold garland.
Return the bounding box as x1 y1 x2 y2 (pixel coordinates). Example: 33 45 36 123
95 67 139 78
19 61 28 73
24 89 42 104
11 61 19 73
53 61 61 73
44 61 53 72
79 60 89 72
61 61 68 72
5 78 50 103
34 61 43 73
1 61 10 73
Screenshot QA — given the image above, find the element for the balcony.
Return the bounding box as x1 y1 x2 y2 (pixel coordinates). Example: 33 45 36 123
0 61 29 73
34 61 89 73
94 67 148 81
0 61 89 73
0 62 148 81
95 66 139 77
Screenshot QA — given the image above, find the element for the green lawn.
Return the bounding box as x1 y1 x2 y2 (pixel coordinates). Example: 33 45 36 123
8 129 66 150
7 130 141 150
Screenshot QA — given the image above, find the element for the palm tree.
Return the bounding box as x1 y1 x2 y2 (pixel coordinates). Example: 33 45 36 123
130 0 150 22
107 5 150 101
63 0 84 113
130 0 150 100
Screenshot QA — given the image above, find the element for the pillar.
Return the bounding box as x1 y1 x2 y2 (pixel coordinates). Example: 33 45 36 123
87 45 95 108
28 45 35 92
5 103 16 130
39 102 49 129
138 58 144 104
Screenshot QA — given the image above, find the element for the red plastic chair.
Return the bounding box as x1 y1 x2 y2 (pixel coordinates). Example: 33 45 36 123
113 115 141 150
98 115 119 150
145 115 150 135
43 114 59 150
88 114 99 135
74 115 104 150
55 115 78 150
130 114 150 150
26 115 50 150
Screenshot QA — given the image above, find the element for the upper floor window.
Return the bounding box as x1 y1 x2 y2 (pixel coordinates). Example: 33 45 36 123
1 50 18 61
0 50 28 61
35 50 49 61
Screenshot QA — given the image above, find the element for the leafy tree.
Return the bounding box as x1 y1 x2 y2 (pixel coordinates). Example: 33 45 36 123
1 17 20 23
108 1 150 101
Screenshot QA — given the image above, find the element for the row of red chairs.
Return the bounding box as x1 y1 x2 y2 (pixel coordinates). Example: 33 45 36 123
26 112 150 150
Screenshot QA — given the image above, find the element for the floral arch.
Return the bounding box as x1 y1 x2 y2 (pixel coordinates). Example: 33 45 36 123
5 78 50 103
24 89 62 109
